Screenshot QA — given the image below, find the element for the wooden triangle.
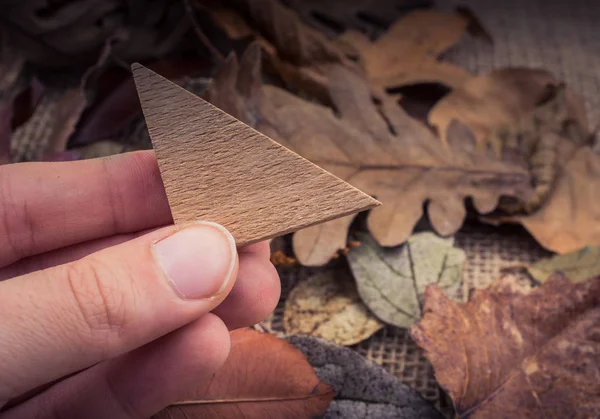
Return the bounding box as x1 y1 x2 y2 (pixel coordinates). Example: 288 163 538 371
132 63 380 246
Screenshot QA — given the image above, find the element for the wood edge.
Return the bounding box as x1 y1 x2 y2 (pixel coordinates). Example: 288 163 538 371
235 199 380 248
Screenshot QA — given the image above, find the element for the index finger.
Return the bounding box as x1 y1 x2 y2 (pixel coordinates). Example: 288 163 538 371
0 150 172 267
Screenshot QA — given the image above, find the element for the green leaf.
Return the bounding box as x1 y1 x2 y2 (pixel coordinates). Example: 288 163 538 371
347 232 465 328
527 246 600 283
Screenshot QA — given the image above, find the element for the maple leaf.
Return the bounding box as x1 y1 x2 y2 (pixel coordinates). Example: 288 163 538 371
411 274 600 418
284 267 384 346
347 232 465 328
153 328 334 419
203 44 534 266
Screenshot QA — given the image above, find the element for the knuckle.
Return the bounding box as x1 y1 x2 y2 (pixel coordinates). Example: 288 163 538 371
65 259 130 351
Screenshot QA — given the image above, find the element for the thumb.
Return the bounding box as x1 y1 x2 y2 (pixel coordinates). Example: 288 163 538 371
0 221 238 403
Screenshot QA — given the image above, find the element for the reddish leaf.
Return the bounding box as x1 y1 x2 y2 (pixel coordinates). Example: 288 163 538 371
411 275 600 418
153 329 334 419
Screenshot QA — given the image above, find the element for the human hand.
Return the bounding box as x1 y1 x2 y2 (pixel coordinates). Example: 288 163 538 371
0 151 281 418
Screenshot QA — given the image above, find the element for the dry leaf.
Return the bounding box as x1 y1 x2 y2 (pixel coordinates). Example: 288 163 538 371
411 274 600 418
428 68 588 146
203 0 360 104
445 70 600 254
340 10 474 89
267 66 533 265
283 0 432 39
222 0 346 66
527 246 600 284
270 250 297 267
203 45 535 266
284 268 384 346
42 43 113 158
347 232 465 328
512 146 600 254
154 328 334 419
289 335 443 419
4 0 190 68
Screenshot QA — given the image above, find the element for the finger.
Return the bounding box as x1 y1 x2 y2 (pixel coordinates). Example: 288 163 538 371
213 250 280 329
0 222 238 403
240 241 272 259
2 314 231 419
0 236 270 281
0 150 171 267
0 230 157 281
1 239 280 330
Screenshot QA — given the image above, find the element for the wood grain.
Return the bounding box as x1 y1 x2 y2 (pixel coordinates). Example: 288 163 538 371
132 63 380 246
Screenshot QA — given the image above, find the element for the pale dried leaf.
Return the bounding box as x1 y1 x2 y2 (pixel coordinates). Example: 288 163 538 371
284 269 384 346
411 275 600 418
527 246 600 284
347 232 465 328
154 328 334 418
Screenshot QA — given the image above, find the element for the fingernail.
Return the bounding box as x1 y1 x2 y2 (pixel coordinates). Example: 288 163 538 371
153 222 237 299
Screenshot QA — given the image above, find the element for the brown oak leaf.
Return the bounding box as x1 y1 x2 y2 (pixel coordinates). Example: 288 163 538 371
203 44 534 266
337 9 474 90
411 274 600 418
153 328 334 418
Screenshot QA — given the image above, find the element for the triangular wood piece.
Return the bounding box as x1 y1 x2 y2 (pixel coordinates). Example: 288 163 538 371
132 63 380 246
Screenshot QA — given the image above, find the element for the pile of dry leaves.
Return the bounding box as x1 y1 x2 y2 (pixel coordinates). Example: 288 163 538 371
1 0 599 417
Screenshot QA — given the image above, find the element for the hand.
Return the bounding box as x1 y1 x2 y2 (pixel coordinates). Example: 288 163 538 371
0 151 280 418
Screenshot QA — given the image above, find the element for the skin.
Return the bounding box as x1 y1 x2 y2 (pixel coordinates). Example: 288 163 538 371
0 151 281 418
